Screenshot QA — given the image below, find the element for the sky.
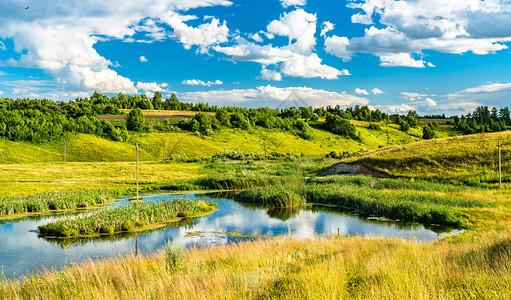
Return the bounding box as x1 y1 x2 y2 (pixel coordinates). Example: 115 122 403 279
1 0 511 115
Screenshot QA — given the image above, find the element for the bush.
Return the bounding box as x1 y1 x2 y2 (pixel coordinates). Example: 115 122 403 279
368 123 381 130
164 240 184 272
126 108 146 131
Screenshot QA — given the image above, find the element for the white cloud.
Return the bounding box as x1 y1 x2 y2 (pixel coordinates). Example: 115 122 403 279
425 98 437 108
371 104 416 114
280 0 306 8
0 71 8 76
372 88 384 95
162 13 230 53
136 82 170 92
0 41 5 50
379 53 425 68
324 35 351 60
140 56 148 62
0 91 3 95
0 0 232 96
401 92 429 101
320 21 334 37
260 67 282 81
179 85 369 108
452 82 511 95
267 9 317 54
427 62 436 67
355 88 369 95
280 53 345 79
338 0 511 67
182 79 223 86
214 9 345 80
248 33 263 43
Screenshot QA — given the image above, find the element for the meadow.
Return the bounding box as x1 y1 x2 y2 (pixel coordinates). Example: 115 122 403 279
0 128 511 299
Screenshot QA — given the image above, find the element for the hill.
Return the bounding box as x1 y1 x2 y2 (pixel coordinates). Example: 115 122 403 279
0 121 424 164
343 131 511 186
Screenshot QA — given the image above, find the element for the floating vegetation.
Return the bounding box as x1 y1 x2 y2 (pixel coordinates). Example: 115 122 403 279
38 199 218 238
0 189 122 217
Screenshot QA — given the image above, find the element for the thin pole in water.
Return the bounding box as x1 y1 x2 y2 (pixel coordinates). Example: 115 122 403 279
135 235 139 257
136 142 139 201
163 141 166 164
499 140 502 189
64 140 67 163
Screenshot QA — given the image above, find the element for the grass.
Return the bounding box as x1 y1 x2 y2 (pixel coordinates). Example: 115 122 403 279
346 131 511 186
0 189 122 217
38 199 218 238
0 119 426 164
2 229 511 299
234 187 307 208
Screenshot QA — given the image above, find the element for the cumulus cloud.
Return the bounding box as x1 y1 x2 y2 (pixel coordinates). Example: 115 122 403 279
139 56 148 62
372 88 384 95
179 85 369 108
323 0 511 67
425 98 437 108
280 0 306 8
267 9 317 54
182 79 223 86
161 13 230 53
214 9 345 80
371 104 416 114
248 33 263 43
0 0 232 96
320 21 334 37
260 67 282 81
355 88 369 95
136 82 170 92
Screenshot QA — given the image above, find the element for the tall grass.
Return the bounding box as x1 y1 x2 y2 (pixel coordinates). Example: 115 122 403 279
234 186 307 208
0 189 122 216
38 199 217 237
2 229 511 299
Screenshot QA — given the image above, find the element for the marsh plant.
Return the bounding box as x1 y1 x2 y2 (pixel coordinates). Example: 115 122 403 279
164 240 183 272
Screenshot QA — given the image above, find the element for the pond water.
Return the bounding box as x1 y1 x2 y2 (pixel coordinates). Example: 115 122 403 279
0 192 458 279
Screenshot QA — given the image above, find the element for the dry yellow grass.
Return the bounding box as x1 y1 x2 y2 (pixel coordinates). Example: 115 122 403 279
2 228 510 299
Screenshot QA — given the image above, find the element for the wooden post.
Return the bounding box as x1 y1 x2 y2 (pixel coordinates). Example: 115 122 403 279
499 140 502 189
135 235 139 257
163 141 166 164
136 142 139 201
64 140 67 163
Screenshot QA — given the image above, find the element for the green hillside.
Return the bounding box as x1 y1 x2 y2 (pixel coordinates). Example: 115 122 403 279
0 121 425 164
345 131 511 186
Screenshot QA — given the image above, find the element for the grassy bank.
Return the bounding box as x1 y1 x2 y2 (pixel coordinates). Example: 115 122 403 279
2 229 510 299
234 186 307 208
346 131 511 186
38 199 218 238
0 189 122 217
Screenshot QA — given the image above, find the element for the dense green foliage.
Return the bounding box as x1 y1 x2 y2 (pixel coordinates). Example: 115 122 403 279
0 189 121 216
126 108 146 131
453 106 510 134
38 199 217 237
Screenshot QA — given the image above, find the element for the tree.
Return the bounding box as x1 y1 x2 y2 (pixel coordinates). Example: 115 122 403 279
152 92 163 110
400 121 410 132
126 108 146 131
422 125 436 139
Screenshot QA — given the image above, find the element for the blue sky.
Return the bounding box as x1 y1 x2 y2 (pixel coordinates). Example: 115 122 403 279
1 0 511 115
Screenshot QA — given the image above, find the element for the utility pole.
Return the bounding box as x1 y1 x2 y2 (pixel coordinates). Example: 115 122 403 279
499 140 502 189
136 142 139 201
163 141 166 164
64 140 67 163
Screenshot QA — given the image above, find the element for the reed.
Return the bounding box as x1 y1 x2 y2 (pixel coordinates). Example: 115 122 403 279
38 199 218 237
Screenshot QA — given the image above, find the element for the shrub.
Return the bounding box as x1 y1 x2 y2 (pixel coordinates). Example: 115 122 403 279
126 108 146 131
164 240 184 272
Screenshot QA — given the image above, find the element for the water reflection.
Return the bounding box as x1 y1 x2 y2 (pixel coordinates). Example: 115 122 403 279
0 192 458 279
